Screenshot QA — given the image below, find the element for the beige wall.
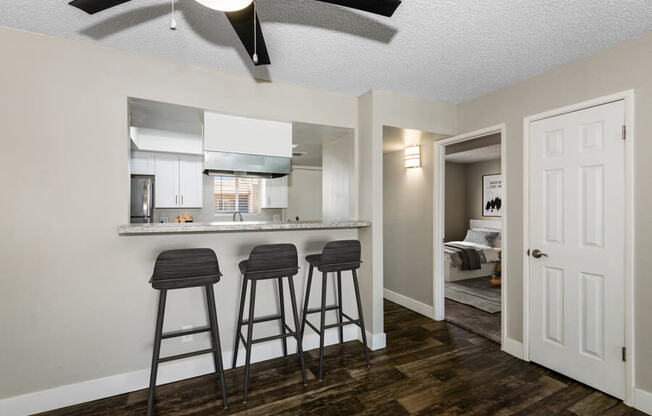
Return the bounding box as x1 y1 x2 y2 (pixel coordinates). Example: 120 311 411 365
287 167 322 221
383 142 434 306
0 26 361 402
322 132 355 221
457 32 652 391
444 162 467 241
464 159 501 224
444 159 501 242
359 91 457 340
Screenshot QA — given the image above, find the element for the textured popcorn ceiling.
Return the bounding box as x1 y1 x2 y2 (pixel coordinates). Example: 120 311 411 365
1 0 651 103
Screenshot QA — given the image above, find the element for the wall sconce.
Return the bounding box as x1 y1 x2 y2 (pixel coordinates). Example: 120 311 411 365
404 145 421 168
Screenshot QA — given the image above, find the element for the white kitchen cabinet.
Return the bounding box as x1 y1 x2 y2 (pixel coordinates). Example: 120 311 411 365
154 153 203 208
130 151 156 175
154 153 180 208
178 155 204 208
261 176 288 209
204 111 292 158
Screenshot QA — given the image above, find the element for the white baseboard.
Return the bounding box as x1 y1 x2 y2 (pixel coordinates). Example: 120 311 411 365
501 336 525 360
634 388 652 415
0 327 359 416
383 288 434 319
366 330 386 350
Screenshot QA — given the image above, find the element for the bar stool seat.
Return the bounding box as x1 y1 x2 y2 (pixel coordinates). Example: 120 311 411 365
301 240 370 381
151 249 221 289
147 248 228 415
232 244 307 403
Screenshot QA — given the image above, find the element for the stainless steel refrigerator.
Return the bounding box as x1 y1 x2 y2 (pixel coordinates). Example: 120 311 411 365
130 175 154 223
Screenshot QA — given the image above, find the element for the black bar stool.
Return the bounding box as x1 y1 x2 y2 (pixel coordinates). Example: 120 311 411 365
300 240 370 380
147 249 228 415
232 243 307 403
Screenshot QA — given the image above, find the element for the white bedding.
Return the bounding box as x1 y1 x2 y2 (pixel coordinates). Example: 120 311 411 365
444 241 501 265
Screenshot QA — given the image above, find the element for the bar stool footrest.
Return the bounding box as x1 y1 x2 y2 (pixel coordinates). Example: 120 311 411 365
158 347 216 363
304 311 361 335
324 320 360 330
305 305 340 314
241 314 283 326
252 331 300 345
161 326 211 340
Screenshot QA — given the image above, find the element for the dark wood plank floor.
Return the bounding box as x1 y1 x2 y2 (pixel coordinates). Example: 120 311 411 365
39 300 643 416
444 298 501 344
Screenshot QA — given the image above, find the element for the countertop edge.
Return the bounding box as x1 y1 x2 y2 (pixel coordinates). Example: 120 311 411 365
117 221 371 235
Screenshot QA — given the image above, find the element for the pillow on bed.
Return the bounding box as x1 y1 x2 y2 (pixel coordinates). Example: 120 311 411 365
463 229 500 247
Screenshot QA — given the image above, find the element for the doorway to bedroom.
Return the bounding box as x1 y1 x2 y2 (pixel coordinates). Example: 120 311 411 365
433 126 506 344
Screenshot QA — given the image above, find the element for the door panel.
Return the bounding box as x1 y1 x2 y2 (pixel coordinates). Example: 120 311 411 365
529 100 625 399
179 155 203 208
154 153 179 208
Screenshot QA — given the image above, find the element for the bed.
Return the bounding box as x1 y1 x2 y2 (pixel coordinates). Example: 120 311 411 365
445 219 501 282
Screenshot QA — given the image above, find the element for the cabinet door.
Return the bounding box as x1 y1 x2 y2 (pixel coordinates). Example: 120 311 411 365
261 176 288 208
131 151 155 175
154 154 179 208
179 155 204 208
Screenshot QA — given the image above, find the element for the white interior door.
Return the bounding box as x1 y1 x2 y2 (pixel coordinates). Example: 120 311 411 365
528 100 626 398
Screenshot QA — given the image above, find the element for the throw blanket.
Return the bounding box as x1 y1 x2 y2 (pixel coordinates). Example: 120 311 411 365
445 243 482 270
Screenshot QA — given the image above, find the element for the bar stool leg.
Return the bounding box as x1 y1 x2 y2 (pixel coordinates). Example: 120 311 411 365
232 277 248 369
300 266 313 339
352 269 370 368
318 271 328 381
277 277 288 357
287 276 308 386
243 279 257 403
205 285 228 409
147 289 167 416
336 271 344 344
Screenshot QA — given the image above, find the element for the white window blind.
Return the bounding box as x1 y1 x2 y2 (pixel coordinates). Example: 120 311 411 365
214 176 260 214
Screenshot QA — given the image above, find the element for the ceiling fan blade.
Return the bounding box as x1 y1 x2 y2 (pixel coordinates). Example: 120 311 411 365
224 4 271 66
315 0 401 17
68 0 134 14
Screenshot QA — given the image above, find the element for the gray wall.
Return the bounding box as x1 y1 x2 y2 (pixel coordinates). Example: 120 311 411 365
457 32 652 390
383 141 434 306
464 159 501 224
322 132 356 221
444 162 467 241
287 167 322 221
0 26 360 401
444 159 501 242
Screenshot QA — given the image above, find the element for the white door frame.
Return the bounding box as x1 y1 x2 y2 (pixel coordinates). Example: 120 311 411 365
433 124 508 346
522 90 635 405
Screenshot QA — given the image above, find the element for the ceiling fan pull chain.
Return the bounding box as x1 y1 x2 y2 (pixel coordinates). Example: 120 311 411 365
252 1 258 64
170 0 177 30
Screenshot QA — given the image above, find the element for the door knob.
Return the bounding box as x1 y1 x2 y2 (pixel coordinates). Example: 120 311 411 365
531 249 548 259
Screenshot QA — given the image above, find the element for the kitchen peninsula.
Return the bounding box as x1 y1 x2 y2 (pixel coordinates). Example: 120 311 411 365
118 220 370 235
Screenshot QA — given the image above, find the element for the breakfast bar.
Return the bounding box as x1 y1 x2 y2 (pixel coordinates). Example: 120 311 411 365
117 220 371 235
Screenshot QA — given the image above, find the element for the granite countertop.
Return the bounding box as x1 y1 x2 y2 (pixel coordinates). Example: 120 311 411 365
117 220 371 235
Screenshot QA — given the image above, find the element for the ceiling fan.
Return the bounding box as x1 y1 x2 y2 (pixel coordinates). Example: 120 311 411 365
68 0 402 65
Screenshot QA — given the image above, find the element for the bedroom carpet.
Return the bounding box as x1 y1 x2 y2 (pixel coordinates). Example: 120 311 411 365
445 276 501 313
445 299 501 344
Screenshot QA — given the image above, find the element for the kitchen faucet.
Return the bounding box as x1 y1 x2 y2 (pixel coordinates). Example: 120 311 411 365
233 211 243 222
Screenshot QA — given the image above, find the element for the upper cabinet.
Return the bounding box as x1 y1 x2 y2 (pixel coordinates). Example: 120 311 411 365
154 154 203 209
130 151 156 175
204 112 292 158
130 127 203 155
261 176 288 209
154 153 179 208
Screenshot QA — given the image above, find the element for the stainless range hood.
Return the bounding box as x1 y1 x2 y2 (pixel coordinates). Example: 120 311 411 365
203 151 291 178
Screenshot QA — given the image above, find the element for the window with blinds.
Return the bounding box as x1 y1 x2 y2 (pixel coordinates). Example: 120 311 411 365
214 175 261 214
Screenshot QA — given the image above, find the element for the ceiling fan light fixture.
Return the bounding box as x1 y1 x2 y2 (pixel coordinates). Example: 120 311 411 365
194 0 253 12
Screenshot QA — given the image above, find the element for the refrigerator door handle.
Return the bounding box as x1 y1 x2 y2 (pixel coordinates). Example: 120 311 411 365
143 180 150 217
